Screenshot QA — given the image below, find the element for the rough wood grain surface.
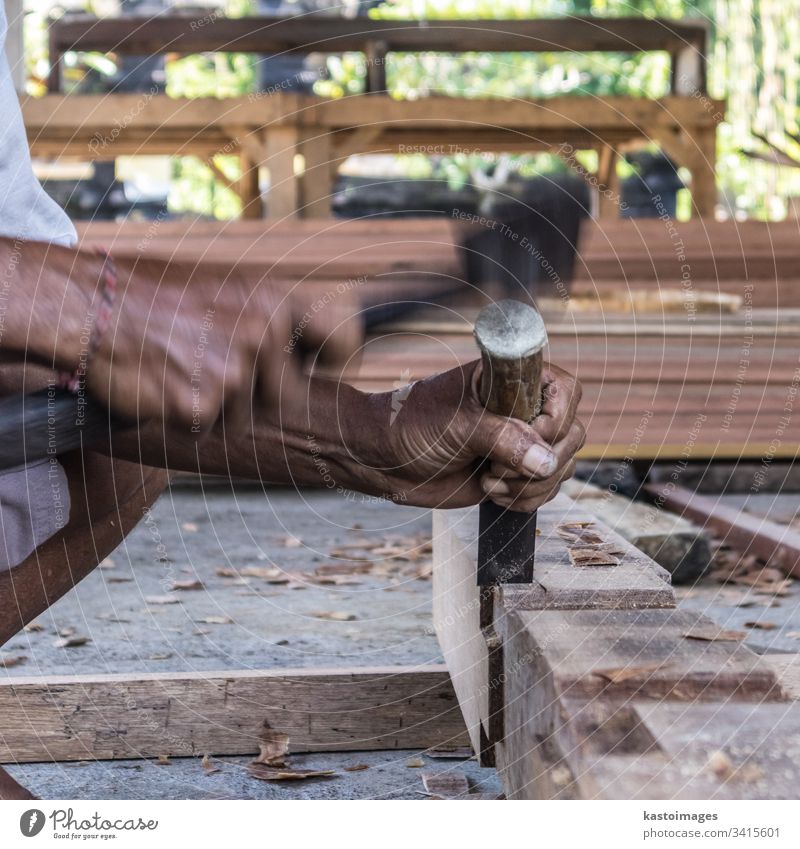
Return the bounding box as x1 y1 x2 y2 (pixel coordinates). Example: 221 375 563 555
0 666 469 764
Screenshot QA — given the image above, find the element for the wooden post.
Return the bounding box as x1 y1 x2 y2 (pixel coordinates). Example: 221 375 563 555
265 126 299 219
690 126 718 218
237 149 262 219
596 145 620 219
365 39 388 94
298 130 333 218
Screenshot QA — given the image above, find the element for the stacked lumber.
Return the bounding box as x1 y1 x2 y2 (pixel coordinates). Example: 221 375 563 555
573 218 800 308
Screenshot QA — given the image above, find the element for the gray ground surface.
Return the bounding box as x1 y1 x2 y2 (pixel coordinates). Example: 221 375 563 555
3 485 800 799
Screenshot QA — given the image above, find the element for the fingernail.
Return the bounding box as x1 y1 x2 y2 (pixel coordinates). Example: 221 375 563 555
522 444 557 477
482 478 510 496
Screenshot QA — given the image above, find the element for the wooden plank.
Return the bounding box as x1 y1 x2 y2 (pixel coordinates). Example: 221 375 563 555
432 495 674 762
562 479 712 583
51 15 709 62
646 484 800 577
0 666 469 764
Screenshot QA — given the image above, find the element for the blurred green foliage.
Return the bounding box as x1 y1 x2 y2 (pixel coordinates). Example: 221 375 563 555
23 0 800 220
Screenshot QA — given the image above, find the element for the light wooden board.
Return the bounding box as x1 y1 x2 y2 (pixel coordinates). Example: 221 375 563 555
0 666 468 764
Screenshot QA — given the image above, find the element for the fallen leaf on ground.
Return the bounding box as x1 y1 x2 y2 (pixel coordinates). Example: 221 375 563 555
744 621 778 630
182 522 199 533
171 579 204 591
405 758 425 768
0 655 26 668
343 763 369 772
144 595 181 605
255 725 290 767
195 616 233 625
53 636 91 648
682 625 747 642
311 611 357 621
201 754 220 775
248 763 335 782
593 661 666 685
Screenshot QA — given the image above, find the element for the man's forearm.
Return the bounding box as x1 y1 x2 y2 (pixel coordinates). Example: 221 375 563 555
0 237 98 370
113 377 396 496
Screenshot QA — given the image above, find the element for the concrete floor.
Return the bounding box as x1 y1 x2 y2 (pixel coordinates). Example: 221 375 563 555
3 484 799 799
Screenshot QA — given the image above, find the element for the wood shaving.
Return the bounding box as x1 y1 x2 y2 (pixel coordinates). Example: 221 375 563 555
568 547 621 567
195 616 233 625
343 763 369 772
23 622 44 632
156 754 171 766
53 635 91 648
248 763 335 782
682 626 747 642
144 595 181 605
311 611 357 621
0 655 26 668
182 522 199 533
592 661 666 684
201 754 220 775
255 725 290 767
171 579 204 591
744 620 778 630
405 757 425 768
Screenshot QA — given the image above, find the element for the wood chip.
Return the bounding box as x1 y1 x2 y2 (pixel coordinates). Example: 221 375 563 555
195 616 233 625
786 631 800 639
283 536 302 548
23 622 44 632
568 547 621 567
421 770 469 798
592 661 667 685
53 635 91 648
106 576 133 583
144 595 181 605
557 522 604 545
201 754 220 775
343 763 370 772
170 579 204 591
425 748 473 760
248 763 335 782
744 620 779 630
405 757 425 768
682 625 747 642
99 558 115 570
255 725 290 767
182 522 199 532
707 750 764 783
156 754 171 766
311 611 357 621
0 655 26 668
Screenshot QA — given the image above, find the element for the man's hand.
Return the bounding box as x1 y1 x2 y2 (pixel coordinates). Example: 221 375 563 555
354 359 584 510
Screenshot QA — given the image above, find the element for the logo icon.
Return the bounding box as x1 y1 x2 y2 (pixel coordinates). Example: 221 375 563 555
20 809 45 837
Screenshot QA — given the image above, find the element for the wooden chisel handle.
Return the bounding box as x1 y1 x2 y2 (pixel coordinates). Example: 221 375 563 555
473 299 548 585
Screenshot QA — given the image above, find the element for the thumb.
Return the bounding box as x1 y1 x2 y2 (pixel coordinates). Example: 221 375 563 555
468 413 558 479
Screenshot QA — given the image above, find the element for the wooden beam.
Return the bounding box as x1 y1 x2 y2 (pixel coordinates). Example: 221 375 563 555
646 484 800 577
0 666 469 764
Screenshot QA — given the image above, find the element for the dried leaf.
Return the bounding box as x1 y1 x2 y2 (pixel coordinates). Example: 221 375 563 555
144 595 181 605
343 763 370 772
255 726 290 767
405 757 425 768
248 763 335 782
592 661 666 685
744 620 778 630
201 754 221 775
54 635 91 648
182 522 199 533
170 579 204 591
682 626 747 642
311 611 357 621
0 655 26 668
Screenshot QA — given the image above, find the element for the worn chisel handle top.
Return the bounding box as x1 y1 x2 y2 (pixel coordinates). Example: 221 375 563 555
473 299 547 422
